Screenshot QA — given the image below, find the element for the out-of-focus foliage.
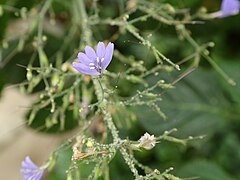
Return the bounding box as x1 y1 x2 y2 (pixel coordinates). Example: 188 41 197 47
0 0 240 179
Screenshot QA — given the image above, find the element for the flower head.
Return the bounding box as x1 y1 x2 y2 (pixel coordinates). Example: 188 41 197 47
72 42 114 75
138 132 156 150
211 0 240 18
20 156 45 180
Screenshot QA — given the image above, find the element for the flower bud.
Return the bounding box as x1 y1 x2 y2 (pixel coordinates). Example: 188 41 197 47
138 132 156 150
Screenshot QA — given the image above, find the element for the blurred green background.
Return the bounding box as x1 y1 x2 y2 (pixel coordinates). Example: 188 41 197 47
0 0 240 179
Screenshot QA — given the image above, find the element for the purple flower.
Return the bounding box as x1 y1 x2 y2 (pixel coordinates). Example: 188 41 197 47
211 0 240 18
20 156 45 180
72 42 114 75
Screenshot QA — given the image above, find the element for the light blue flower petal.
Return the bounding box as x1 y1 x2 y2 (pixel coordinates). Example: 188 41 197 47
21 157 38 170
34 170 44 180
21 161 33 170
72 62 100 75
25 157 39 169
221 0 240 16
102 42 114 70
77 52 92 65
24 174 34 180
85 46 97 60
21 156 45 180
20 168 34 175
96 42 106 58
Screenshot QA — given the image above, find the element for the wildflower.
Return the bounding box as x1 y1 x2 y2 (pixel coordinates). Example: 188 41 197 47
138 132 156 150
72 42 114 75
211 0 240 18
20 156 45 180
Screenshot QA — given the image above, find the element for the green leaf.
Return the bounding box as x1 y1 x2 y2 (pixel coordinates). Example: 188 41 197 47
177 159 235 180
48 148 72 180
215 59 240 104
134 68 229 138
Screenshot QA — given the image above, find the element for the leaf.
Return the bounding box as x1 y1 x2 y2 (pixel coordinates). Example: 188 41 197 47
215 59 240 104
134 68 229 138
177 159 235 180
48 148 72 180
215 133 240 174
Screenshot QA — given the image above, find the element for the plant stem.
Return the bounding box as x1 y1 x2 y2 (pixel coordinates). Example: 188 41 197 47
77 1 140 178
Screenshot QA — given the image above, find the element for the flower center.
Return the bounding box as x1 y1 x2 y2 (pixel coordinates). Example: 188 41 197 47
89 57 104 73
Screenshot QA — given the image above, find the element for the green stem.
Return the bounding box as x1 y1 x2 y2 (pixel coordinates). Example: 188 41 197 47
77 1 140 178
77 0 120 142
76 0 92 44
201 53 236 86
97 77 104 102
181 25 236 86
